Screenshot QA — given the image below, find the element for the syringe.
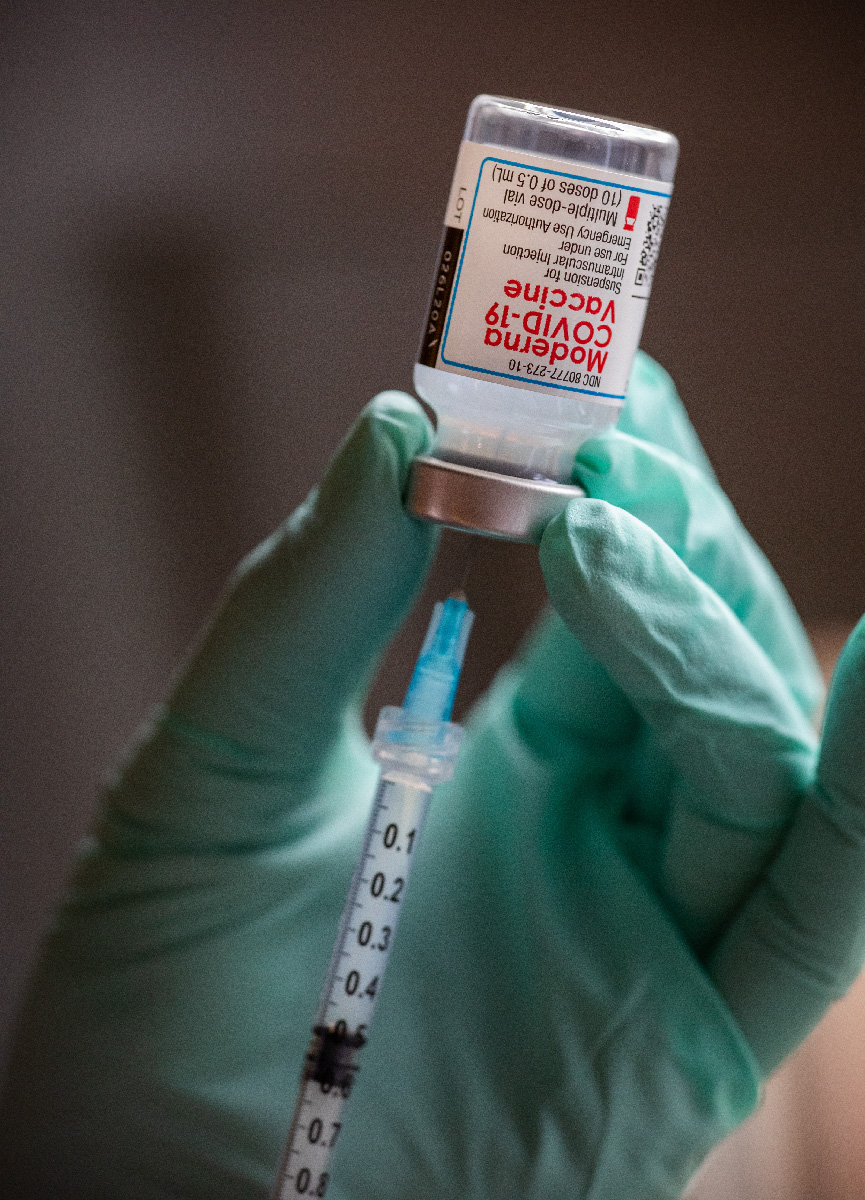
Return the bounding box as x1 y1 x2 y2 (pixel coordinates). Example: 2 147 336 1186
272 594 474 1200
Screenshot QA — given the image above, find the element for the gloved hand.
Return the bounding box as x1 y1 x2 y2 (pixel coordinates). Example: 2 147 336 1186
4 352 865 1200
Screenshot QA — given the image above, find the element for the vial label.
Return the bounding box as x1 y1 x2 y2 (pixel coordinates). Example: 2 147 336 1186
419 140 673 402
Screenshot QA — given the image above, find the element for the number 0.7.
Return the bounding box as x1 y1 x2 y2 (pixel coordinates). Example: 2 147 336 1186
307 1118 341 1148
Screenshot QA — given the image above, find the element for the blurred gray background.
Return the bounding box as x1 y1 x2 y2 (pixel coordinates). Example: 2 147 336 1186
2 1 864 1194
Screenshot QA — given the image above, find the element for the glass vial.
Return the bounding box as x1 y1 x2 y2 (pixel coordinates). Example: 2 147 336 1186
407 94 678 541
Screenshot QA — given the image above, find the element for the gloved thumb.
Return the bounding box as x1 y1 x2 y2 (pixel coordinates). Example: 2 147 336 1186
171 391 437 754
104 393 437 850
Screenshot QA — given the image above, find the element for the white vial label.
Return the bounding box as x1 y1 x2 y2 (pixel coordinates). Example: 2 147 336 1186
419 140 673 403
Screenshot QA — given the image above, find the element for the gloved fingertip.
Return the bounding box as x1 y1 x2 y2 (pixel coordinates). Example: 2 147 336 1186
538 499 577 584
539 496 635 617
574 435 614 478
314 391 435 524
364 390 435 479
573 430 662 503
167 392 439 766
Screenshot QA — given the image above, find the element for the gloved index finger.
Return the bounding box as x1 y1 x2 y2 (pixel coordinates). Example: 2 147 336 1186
538 498 817 946
539 499 817 826
574 430 823 720
499 353 724 771
506 422 820 783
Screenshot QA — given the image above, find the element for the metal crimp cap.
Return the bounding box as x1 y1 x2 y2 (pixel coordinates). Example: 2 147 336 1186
405 455 584 543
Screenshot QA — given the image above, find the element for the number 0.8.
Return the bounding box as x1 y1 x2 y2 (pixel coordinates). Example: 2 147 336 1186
294 1167 329 1196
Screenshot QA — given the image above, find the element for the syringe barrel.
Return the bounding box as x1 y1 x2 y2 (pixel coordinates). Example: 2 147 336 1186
372 706 465 785
272 597 473 1200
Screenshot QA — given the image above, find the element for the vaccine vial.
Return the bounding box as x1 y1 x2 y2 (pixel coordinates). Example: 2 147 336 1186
406 94 678 541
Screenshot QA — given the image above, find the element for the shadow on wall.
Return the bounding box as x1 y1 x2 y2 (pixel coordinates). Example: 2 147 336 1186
91 214 258 608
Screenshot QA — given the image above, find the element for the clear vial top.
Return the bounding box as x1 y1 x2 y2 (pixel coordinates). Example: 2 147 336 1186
465 94 678 184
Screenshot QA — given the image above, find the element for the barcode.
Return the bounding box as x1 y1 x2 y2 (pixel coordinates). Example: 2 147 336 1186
635 203 666 289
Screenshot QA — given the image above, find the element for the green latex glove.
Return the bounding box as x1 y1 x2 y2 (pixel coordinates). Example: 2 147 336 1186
4 352 863 1200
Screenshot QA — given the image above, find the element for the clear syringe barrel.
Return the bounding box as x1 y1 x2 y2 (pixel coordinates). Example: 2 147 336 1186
311 709 465 1037
272 598 471 1200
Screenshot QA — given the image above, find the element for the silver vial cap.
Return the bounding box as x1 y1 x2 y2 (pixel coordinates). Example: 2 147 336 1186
406 456 583 544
